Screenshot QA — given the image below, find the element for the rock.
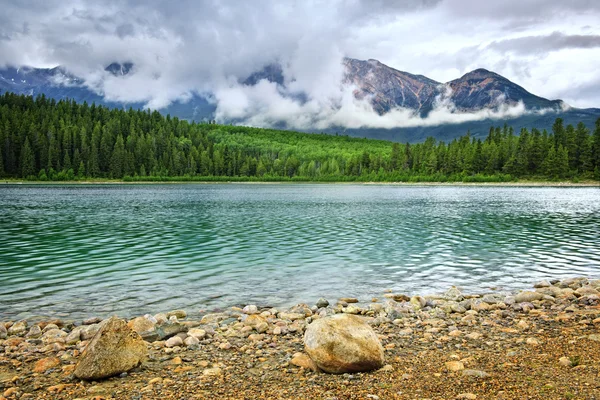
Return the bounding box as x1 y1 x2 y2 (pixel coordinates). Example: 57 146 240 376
343 305 361 314
289 304 313 317
155 321 186 341
410 296 426 310
481 294 504 304
526 337 540 346
42 329 67 344
74 317 147 380
33 357 60 373
303 314 384 374
457 393 477 399
444 286 464 301
80 324 101 341
445 361 465 372
25 325 42 338
7 320 27 335
575 286 600 296
165 336 183 348
316 298 330 308
290 352 319 372
66 327 83 345
391 294 410 302
127 316 156 335
187 328 206 340
256 322 269 333
242 305 259 315
515 291 543 303
154 313 168 324
516 320 529 330
559 356 572 367
243 314 266 327
83 317 102 325
339 297 359 303
0 323 6 339
466 332 482 340
167 310 187 319
203 367 222 376
461 369 490 378
184 336 200 346
587 334 600 342
278 312 305 321
534 280 551 288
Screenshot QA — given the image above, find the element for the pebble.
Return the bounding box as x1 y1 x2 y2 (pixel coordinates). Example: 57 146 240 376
316 298 330 308
445 361 465 372
165 336 183 348
203 367 222 376
242 305 259 315
515 291 543 303
457 394 477 399
461 369 490 378
558 356 572 367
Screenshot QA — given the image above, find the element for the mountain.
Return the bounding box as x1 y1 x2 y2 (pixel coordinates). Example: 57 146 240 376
0 59 598 142
105 62 134 76
447 68 563 111
342 58 565 113
343 58 441 115
0 65 104 104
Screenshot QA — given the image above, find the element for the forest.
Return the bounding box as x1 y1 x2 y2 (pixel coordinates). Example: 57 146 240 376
0 92 599 182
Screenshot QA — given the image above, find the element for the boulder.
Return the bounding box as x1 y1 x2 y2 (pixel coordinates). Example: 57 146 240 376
303 314 384 374
0 324 7 339
74 317 147 380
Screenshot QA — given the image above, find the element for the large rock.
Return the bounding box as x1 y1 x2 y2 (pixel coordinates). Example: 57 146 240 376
303 314 384 374
74 317 147 380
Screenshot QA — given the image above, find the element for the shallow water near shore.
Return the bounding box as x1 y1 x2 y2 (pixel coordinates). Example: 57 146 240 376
1 183 599 321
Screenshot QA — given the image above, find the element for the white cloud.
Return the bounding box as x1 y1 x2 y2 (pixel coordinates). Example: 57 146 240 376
0 0 598 126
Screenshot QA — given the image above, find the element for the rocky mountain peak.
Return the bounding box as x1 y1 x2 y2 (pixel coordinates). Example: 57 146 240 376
105 62 134 77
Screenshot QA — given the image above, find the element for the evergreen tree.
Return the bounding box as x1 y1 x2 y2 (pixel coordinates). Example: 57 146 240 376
110 134 125 178
20 137 36 178
593 118 600 169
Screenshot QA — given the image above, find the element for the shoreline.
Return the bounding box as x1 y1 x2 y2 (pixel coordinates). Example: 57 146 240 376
2 277 600 399
1 179 599 187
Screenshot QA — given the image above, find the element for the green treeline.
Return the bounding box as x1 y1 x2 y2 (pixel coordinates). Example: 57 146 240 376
1 92 599 182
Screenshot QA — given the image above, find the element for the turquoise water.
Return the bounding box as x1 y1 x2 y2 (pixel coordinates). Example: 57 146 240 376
1 184 599 321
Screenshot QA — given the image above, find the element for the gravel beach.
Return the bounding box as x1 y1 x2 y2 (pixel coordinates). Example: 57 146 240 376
2 277 600 400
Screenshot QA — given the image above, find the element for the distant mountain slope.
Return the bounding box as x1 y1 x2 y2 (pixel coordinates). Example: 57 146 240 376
0 59 598 143
447 68 563 111
343 58 441 115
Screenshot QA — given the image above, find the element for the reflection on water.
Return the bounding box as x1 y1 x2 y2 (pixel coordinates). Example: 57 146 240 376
0 184 599 320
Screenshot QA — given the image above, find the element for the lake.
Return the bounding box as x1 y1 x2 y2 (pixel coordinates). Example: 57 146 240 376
1 183 599 321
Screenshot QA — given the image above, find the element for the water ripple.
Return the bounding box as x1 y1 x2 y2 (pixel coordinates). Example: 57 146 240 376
1 184 599 320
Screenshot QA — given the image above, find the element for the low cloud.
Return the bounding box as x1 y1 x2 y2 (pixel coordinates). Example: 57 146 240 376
1 0 599 115
212 66 558 130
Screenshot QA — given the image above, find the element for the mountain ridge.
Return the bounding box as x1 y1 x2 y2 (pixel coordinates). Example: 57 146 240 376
1 58 598 143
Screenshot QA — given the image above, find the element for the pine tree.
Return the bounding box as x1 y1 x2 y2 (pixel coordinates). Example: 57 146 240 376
593 118 600 169
541 145 557 178
110 134 125 178
555 145 569 179
20 137 36 178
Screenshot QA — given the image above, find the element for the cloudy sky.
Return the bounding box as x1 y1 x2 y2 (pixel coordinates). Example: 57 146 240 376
1 0 599 127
